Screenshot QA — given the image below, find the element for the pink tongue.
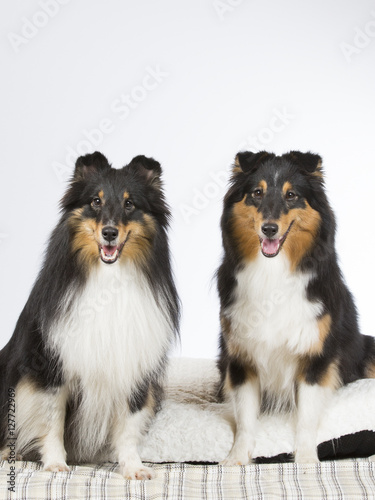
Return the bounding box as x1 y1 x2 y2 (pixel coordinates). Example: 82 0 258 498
262 238 280 255
103 245 117 256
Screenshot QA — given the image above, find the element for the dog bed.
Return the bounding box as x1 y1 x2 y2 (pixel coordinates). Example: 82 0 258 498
140 357 375 462
1 357 375 499
2 459 375 499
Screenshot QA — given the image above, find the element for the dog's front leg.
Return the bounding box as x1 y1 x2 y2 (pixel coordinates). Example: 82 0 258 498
112 405 154 480
294 381 333 463
222 373 260 465
40 385 69 472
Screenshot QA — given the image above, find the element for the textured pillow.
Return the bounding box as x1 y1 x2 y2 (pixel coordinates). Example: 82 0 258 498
140 358 375 463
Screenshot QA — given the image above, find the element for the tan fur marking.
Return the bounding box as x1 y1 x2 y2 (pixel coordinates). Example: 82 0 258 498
282 181 293 195
297 360 307 384
16 376 38 396
69 209 157 267
282 201 321 271
220 313 258 379
69 208 101 268
220 314 231 335
245 363 258 381
309 314 332 356
120 214 156 263
220 313 238 357
223 370 233 392
142 384 157 416
313 160 323 178
98 190 104 199
259 180 267 193
231 193 321 269
232 155 242 175
365 363 375 378
227 342 244 361
320 361 341 389
123 191 130 199
223 362 257 394
231 197 262 262
297 360 341 390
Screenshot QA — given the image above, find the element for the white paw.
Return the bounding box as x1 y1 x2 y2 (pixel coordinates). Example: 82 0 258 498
220 451 251 466
122 464 155 481
43 462 70 472
369 455 375 462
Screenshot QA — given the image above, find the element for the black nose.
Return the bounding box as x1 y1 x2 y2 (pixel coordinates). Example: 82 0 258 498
102 226 118 242
261 223 278 238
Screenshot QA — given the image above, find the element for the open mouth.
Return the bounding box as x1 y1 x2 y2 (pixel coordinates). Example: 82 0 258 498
99 233 130 264
260 221 294 258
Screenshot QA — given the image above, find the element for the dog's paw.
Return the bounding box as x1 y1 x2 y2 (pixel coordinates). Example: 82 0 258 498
369 455 375 462
122 464 155 481
220 451 251 466
43 462 70 472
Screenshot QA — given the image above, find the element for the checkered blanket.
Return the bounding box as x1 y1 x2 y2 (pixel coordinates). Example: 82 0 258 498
1 459 375 499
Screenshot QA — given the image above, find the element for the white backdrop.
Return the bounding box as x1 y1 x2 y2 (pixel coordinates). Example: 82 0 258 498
1 0 374 358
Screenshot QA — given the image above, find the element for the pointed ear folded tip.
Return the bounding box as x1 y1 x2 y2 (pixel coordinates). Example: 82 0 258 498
286 151 323 175
75 151 110 167
234 151 272 174
73 151 111 180
128 155 163 184
130 155 162 172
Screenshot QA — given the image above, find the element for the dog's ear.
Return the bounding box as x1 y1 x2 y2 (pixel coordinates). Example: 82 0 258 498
285 151 323 177
74 152 111 181
127 155 162 187
233 151 273 175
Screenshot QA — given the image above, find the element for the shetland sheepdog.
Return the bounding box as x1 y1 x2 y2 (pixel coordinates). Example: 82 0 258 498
0 152 179 480
217 151 375 464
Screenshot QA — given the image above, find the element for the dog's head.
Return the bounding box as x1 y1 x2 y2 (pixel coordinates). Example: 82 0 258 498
62 152 168 267
223 151 329 269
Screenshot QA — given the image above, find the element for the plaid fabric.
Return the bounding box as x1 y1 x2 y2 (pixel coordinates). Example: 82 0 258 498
1 459 375 500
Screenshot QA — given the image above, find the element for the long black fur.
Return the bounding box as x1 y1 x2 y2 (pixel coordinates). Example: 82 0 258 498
0 151 180 456
218 150 375 397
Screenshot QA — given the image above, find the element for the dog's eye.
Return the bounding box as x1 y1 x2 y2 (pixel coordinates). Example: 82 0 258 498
286 191 297 201
252 188 263 200
125 199 134 211
91 197 102 207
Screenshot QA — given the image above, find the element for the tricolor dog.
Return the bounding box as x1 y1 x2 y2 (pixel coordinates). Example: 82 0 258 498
0 152 180 479
217 151 375 464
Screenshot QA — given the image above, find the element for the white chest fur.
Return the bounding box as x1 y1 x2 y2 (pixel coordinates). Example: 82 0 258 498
49 262 172 395
226 253 322 400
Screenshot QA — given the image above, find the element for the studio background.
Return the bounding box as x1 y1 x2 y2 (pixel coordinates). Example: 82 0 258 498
1 0 374 358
